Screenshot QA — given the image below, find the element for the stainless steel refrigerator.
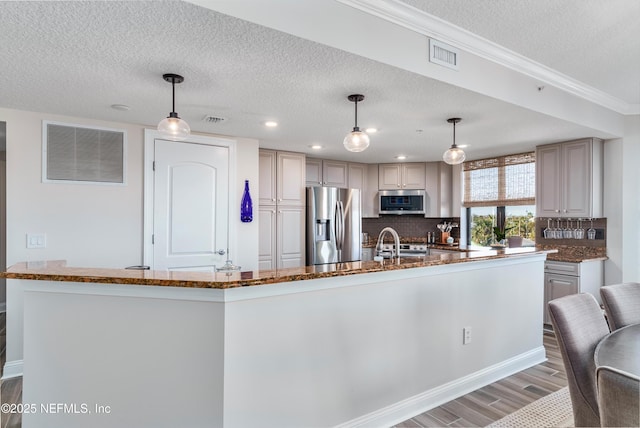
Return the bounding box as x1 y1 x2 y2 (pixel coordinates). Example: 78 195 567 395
306 186 361 265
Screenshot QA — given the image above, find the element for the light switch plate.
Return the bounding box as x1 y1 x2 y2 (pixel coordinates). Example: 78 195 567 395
26 233 47 249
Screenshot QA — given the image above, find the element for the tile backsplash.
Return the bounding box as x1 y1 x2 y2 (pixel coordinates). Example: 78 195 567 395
362 216 460 241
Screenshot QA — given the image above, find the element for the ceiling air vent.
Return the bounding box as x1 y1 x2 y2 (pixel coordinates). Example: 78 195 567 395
429 39 459 71
202 115 226 124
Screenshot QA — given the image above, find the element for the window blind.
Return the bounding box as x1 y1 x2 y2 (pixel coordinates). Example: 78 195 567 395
463 152 535 207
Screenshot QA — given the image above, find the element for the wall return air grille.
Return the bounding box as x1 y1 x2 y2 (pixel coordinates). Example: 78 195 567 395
42 121 126 185
429 39 459 71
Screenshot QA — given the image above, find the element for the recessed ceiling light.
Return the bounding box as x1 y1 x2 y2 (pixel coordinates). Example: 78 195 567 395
365 128 378 134
396 155 407 160
309 144 323 150
111 104 130 111
265 121 278 128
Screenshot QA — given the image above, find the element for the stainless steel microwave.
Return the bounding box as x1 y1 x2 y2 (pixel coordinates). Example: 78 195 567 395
378 190 426 215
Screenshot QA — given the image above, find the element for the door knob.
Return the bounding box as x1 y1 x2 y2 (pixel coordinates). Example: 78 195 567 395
216 249 226 255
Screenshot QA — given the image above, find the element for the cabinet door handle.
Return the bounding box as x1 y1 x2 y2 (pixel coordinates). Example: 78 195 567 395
272 198 276 202
555 209 560 213
397 184 400 187
563 209 567 213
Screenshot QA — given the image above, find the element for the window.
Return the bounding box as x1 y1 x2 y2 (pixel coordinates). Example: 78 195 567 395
464 152 535 246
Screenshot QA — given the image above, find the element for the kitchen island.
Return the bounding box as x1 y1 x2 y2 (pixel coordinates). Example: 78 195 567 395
4 248 552 428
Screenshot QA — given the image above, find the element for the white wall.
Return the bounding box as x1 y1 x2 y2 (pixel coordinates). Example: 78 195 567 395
1 107 259 374
0 149 6 310
2 107 259 270
603 115 640 285
621 115 640 282
604 139 623 284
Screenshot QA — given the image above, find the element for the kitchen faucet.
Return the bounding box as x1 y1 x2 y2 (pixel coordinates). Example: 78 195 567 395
376 227 401 259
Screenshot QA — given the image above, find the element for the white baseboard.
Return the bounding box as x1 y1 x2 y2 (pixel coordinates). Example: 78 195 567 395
2 360 23 380
338 346 547 428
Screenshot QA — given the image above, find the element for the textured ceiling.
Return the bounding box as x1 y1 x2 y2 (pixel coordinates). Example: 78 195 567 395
0 1 634 163
400 0 640 105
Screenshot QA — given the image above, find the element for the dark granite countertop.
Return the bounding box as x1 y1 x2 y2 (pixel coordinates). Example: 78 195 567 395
2 247 554 289
364 237 606 263
540 245 607 263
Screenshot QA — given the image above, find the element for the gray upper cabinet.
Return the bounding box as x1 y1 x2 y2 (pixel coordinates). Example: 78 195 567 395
536 138 603 218
306 158 364 189
424 162 450 217
378 163 426 190
347 163 366 190
259 150 277 205
305 158 323 187
305 158 348 188
277 151 306 206
361 164 380 218
261 149 306 206
322 160 349 188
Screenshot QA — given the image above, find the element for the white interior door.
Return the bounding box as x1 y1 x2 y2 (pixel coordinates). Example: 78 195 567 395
153 139 229 271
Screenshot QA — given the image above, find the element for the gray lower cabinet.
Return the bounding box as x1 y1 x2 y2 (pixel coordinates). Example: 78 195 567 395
543 260 603 325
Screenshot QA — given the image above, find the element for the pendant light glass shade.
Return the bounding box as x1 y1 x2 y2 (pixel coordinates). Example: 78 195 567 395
344 94 370 152
443 117 465 165
443 146 466 164
158 113 190 141
343 128 370 152
158 73 190 141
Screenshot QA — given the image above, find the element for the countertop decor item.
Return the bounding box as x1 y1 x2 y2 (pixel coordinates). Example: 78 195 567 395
240 180 253 222
343 94 370 152
443 117 466 165
493 225 514 244
157 73 190 140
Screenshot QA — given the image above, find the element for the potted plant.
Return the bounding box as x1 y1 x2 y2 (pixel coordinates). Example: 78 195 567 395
493 225 514 245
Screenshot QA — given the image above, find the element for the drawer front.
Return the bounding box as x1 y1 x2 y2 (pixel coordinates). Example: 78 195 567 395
545 261 580 276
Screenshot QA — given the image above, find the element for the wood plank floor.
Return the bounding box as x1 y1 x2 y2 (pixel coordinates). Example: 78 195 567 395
1 312 23 428
0 312 566 428
395 332 567 427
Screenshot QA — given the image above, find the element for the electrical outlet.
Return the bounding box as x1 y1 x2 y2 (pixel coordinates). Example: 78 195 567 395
26 233 47 249
463 326 472 345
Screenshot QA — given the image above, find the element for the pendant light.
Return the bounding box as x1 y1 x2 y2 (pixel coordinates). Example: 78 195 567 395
343 94 370 152
158 73 190 141
443 117 466 165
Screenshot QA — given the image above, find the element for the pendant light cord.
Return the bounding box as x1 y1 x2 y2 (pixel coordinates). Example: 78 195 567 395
172 79 176 114
452 120 456 147
354 99 359 129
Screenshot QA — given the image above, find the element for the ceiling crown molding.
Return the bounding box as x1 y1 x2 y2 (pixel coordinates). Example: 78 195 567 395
337 0 639 115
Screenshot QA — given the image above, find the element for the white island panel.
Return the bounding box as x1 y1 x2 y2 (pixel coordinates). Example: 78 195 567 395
20 254 545 428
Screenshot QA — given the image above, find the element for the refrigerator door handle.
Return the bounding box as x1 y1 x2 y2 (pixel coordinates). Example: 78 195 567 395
334 201 341 252
337 201 345 252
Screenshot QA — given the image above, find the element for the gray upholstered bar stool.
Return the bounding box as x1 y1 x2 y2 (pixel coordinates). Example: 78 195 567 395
548 293 610 427
600 282 640 331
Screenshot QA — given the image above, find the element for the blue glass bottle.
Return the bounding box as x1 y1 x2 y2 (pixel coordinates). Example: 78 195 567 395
240 180 253 222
